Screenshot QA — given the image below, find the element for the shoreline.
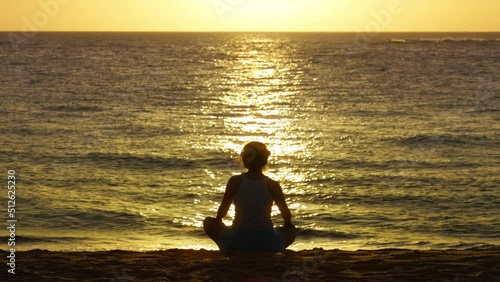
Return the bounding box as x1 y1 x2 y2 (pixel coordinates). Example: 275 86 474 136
1 248 498 281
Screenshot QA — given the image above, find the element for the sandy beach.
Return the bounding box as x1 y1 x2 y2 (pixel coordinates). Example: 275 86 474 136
1 248 498 281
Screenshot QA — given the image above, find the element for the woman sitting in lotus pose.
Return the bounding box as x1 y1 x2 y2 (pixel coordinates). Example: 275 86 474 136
204 141 296 252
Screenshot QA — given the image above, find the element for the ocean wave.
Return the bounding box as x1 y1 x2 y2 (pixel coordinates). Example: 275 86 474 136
425 38 499 43
320 159 446 170
297 228 358 239
97 124 189 137
0 127 74 136
32 208 147 230
396 134 490 147
386 38 500 44
318 158 485 172
433 242 500 250
14 235 88 244
84 152 196 170
43 105 105 112
468 108 500 114
12 151 232 171
389 39 406 44
363 241 500 250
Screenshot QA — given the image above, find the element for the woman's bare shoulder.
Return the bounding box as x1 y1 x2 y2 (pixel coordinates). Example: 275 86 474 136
266 177 281 191
226 174 243 195
228 174 243 186
230 174 243 181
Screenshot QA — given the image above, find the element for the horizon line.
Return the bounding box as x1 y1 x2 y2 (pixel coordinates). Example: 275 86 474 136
1 30 499 33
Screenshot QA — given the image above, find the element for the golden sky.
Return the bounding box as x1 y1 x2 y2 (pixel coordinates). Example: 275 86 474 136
1 0 499 32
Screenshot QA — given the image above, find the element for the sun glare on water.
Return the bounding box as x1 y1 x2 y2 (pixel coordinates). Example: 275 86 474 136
211 35 312 184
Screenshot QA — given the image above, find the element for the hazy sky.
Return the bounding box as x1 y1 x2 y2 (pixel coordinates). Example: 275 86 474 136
1 0 499 32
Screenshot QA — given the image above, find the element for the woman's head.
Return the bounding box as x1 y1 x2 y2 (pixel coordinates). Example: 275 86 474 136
239 141 271 171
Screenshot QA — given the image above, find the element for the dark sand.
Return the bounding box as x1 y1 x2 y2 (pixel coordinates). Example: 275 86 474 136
1 249 499 281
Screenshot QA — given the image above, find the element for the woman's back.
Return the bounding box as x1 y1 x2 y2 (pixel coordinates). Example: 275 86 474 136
233 174 273 231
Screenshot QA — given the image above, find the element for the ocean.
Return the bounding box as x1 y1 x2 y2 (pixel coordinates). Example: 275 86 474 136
0 32 499 251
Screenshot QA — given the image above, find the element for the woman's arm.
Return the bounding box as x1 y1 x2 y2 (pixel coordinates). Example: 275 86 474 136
269 180 294 227
215 175 240 220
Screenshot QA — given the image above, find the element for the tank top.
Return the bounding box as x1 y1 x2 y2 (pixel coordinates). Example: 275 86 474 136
232 174 274 231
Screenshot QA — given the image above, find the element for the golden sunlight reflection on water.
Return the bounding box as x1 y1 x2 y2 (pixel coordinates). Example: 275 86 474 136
188 36 311 238
163 35 353 252
219 41 308 183
194 36 312 236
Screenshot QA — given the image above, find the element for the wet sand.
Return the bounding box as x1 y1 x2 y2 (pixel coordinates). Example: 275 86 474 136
1 248 499 281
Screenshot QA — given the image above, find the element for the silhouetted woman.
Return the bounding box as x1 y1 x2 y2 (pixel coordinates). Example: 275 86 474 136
204 141 296 252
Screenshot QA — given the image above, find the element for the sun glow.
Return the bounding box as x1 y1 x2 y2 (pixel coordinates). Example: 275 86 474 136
1 0 499 32
231 0 312 30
